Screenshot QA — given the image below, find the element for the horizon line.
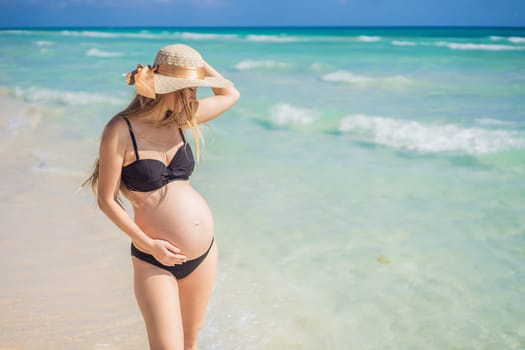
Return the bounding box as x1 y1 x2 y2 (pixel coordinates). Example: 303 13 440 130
1 24 525 30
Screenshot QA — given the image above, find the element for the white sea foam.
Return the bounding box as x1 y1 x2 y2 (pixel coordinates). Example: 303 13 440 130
33 40 55 46
323 71 372 83
86 48 124 58
62 30 236 41
391 40 417 46
269 103 318 125
180 32 237 40
1 30 32 35
128 32 166 39
61 30 164 39
322 71 411 85
508 36 525 43
489 35 505 41
435 41 525 51
13 86 125 106
475 118 515 126
62 30 118 38
357 35 381 42
339 114 525 155
246 35 299 43
234 60 289 70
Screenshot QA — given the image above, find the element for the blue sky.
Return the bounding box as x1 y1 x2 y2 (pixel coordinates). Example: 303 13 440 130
1 0 524 27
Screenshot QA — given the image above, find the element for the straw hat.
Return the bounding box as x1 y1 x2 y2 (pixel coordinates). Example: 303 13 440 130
124 44 233 99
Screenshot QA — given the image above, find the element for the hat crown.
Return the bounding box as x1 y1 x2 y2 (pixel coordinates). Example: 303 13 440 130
154 44 204 68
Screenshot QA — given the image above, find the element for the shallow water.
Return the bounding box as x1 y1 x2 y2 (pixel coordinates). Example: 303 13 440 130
1 27 525 349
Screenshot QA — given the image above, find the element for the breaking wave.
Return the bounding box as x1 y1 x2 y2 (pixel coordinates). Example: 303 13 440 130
234 60 289 70
0 30 32 35
13 86 125 106
59 30 237 41
435 41 525 51
269 103 318 125
391 40 417 46
357 35 381 42
86 48 124 58
322 71 411 85
508 36 525 43
339 114 525 155
33 40 55 46
246 35 299 43
179 32 238 40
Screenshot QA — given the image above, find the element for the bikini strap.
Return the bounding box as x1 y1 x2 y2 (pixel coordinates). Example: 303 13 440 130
121 116 140 160
178 128 187 144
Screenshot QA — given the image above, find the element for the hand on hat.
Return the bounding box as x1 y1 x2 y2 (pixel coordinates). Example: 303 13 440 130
202 60 224 79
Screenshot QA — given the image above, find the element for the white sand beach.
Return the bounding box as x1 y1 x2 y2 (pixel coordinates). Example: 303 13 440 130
0 94 149 349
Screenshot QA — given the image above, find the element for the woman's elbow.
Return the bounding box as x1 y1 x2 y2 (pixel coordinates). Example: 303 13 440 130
231 87 240 103
97 196 114 213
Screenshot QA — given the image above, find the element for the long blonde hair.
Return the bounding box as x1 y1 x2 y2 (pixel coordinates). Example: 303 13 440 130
82 89 202 206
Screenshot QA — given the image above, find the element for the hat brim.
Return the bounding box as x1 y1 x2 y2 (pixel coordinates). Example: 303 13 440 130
154 74 233 94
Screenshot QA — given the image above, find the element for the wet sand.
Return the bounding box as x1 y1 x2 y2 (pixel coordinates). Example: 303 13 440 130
0 95 148 349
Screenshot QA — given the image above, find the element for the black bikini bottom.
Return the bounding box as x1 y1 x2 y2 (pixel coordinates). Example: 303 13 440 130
131 237 214 280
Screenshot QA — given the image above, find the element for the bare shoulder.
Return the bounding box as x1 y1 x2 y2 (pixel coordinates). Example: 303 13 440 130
101 115 129 142
98 115 130 156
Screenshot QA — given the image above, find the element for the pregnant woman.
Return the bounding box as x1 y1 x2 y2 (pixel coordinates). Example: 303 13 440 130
84 44 239 350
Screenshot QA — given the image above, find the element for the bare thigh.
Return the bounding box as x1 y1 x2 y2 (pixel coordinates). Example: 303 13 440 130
178 241 219 348
132 257 184 350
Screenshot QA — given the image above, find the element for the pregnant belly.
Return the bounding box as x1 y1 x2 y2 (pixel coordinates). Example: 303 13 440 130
131 181 214 259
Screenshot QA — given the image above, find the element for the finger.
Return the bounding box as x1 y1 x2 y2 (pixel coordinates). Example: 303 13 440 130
160 256 184 266
173 254 187 262
168 258 185 266
161 254 186 265
163 248 186 259
165 244 181 254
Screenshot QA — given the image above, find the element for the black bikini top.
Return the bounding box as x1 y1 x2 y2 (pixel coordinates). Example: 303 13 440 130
120 116 195 192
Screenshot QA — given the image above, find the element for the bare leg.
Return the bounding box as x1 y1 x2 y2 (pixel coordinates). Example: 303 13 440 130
132 257 184 350
178 241 219 350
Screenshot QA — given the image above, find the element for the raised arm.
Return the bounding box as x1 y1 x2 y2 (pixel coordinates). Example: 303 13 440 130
96 117 186 265
193 61 240 124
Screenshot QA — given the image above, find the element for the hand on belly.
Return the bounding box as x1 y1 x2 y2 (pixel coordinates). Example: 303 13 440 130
149 239 188 266
133 183 215 259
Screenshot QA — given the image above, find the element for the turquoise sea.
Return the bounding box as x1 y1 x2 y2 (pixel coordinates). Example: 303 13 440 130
1 27 525 349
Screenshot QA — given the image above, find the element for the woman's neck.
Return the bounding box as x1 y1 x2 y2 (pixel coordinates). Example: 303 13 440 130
141 107 174 125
